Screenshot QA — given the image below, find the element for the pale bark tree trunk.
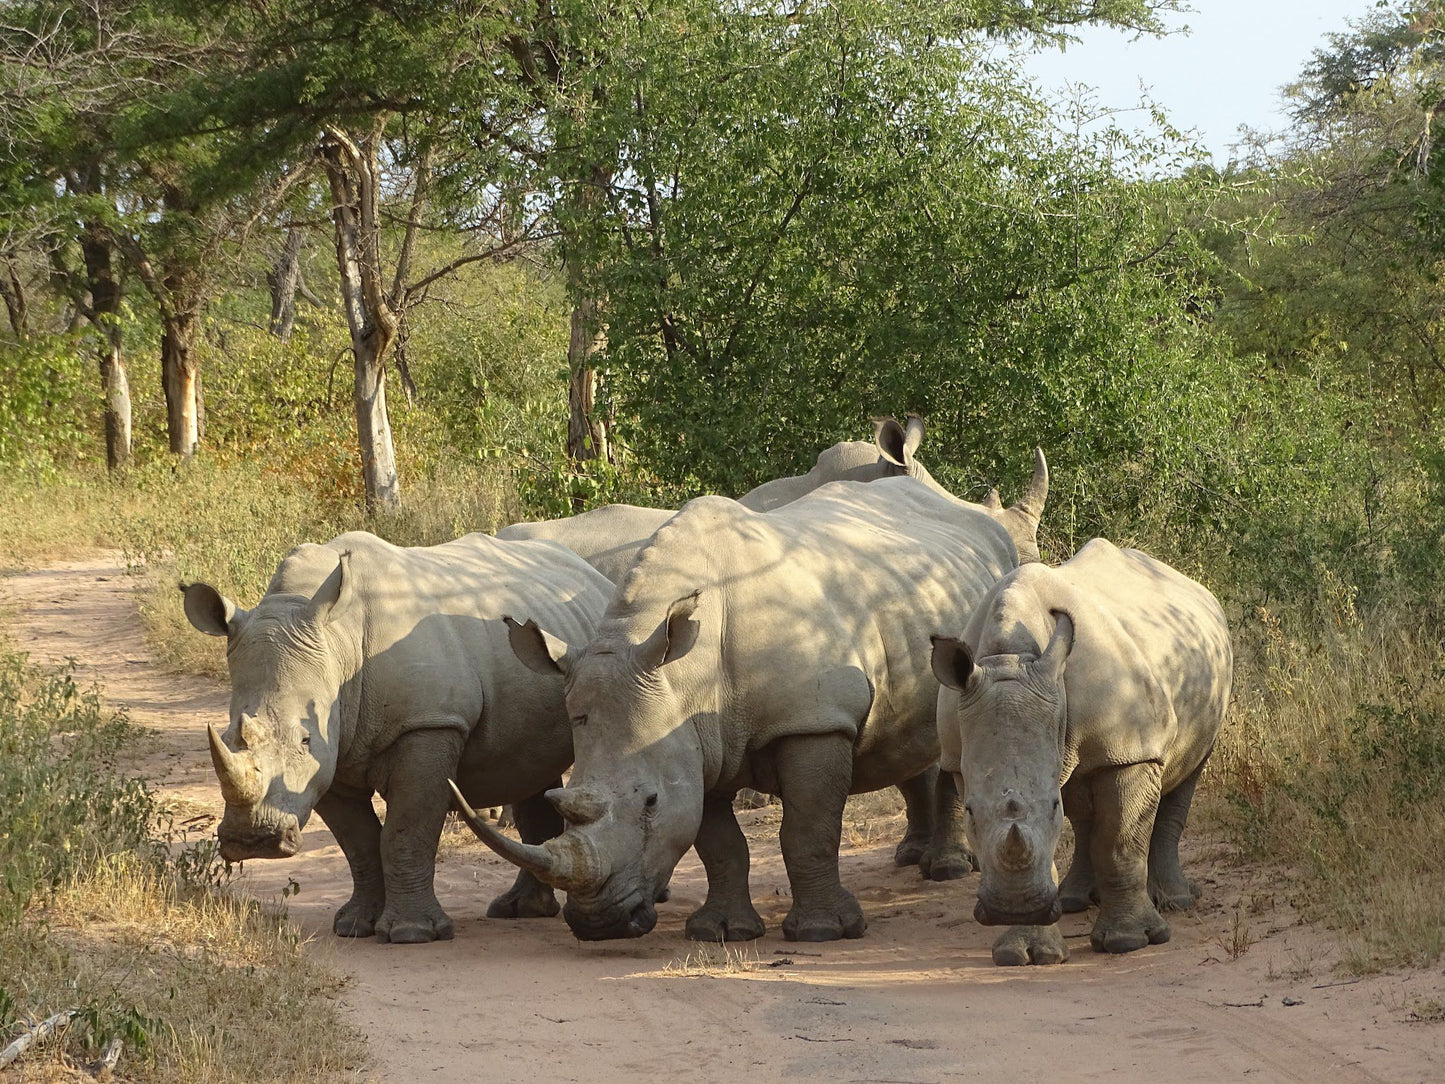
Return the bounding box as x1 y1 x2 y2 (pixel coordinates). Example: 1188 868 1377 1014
564 165 613 468
160 309 200 456
79 224 132 471
268 226 307 341
0 257 27 338
321 124 401 514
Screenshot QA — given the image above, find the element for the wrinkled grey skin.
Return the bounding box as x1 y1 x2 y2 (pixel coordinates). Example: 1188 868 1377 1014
458 472 1045 943
932 539 1231 965
497 505 674 585
183 531 611 943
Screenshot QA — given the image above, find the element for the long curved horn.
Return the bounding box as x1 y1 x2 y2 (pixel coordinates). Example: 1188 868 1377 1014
208 725 263 806
1009 448 1049 525
448 780 599 891
998 823 1034 871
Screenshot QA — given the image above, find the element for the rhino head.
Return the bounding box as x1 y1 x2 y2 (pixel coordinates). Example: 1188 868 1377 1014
182 553 357 862
931 613 1074 928
453 592 709 940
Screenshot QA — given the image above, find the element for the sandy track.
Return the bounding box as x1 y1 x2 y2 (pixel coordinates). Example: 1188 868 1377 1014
3 555 1442 1082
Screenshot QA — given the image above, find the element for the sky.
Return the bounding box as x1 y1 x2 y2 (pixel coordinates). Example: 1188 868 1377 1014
1021 0 1383 164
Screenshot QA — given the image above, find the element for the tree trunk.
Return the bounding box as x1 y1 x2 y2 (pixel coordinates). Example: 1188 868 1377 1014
79 224 131 471
160 311 200 457
98 336 132 471
321 125 401 514
0 257 27 338
566 290 609 462
564 165 613 467
268 226 306 341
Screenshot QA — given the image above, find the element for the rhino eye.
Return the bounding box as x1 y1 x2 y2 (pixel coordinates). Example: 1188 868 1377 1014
301 735 311 748
644 793 658 809
570 715 588 728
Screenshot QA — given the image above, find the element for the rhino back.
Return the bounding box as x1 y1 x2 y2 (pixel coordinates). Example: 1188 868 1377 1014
496 505 674 584
612 478 1017 791
735 440 896 512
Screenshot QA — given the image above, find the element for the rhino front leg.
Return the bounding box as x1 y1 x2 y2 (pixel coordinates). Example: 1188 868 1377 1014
374 729 463 944
774 733 866 942
686 791 765 942
920 769 975 881
1088 762 1169 954
893 767 935 868
486 784 564 919
1148 755 1207 912
314 784 385 938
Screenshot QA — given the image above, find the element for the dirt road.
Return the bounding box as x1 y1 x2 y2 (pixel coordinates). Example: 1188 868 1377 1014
4 556 1441 1082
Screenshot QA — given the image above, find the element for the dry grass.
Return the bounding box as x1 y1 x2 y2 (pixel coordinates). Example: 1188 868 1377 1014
841 789 905 850
1199 586 1445 974
660 941 761 977
0 640 368 1083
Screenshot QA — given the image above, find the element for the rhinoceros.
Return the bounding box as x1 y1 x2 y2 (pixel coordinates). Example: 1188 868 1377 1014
181 531 613 943
453 467 1045 942
930 538 1231 965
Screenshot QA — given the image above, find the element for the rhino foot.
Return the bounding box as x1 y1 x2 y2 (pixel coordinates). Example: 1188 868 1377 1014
1149 876 1201 913
686 902 765 943
894 835 929 867
486 882 560 920
1090 909 1169 954
376 905 455 944
1058 888 1097 914
919 843 976 882
783 894 866 942
333 895 384 938
992 925 1068 966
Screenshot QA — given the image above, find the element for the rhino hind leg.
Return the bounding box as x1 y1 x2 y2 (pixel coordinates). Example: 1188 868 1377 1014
1087 762 1170 955
892 768 935 867
1148 756 1207 912
774 733 867 942
1058 814 1098 913
918 769 975 881
992 924 1068 966
315 786 387 938
686 791 765 942
486 785 563 920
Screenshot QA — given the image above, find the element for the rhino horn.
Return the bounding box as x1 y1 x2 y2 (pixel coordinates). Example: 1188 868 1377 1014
548 785 608 826
208 725 263 806
999 823 1033 871
449 780 600 891
1008 447 1049 526
981 487 1003 512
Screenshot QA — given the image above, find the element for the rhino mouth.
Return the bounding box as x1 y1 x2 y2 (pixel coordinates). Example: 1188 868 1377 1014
974 894 1062 927
218 820 303 862
564 896 658 941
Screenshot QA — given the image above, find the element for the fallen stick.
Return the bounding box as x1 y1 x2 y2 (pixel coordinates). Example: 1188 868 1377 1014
95 1036 125 1074
0 1009 78 1070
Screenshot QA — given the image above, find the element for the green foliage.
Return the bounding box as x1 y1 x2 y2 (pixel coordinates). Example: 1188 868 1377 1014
0 333 100 474
0 653 153 924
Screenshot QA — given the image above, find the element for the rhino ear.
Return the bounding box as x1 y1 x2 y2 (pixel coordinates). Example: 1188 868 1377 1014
874 415 925 470
505 616 575 677
902 414 924 459
306 551 356 627
181 581 246 638
1036 610 1074 683
635 590 702 671
874 416 909 468
930 636 976 692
